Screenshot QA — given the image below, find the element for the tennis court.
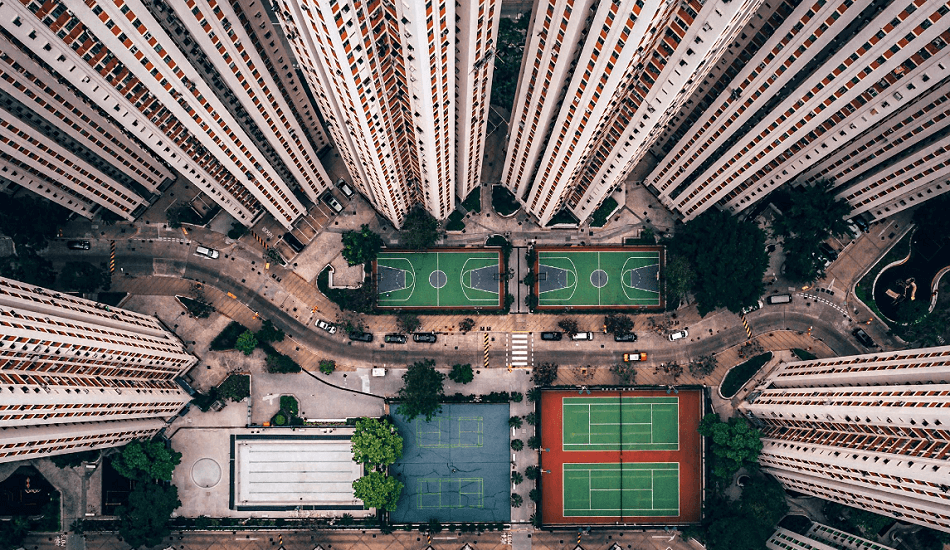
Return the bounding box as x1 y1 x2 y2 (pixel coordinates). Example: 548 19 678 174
563 463 679 517
535 246 663 310
376 249 503 309
562 397 678 451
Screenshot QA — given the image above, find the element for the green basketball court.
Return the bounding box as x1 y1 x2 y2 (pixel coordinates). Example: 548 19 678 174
376 250 503 309
562 397 678 451
536 248 661 309
563 463 679 517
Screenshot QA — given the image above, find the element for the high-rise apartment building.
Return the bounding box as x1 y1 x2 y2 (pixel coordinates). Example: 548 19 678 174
767 520 897 550
500 0 767 226
739 345 950 533
273 0 500 227
0 276 196 463
648 0 950 222
0 0 336 229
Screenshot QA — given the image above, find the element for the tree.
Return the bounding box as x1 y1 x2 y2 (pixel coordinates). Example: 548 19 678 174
0 250 56 287
0 196 69 250
557 318 579 337
448 363 474 384
227 222 249 239
532 362 559 386
59 261 110 292
459 318 476 333
511 471 523 485
341 224 384 265
508 416 523 428
235 330 257 355
351 417 404 467
255 319 285 343
115 482 181 549
669 210 769 315
165 204 197 229
265 352 300 373
397 313 421 334
525 412 537 425
665 252 696 304
510 493 523 508
610 363 636 384
774 181 852 282
491 14 530 109
524 466 540 480
603 314 634 336
111 439 182 482
0 515 30 550
352 471 403 512
399 205 442 249
51 449 100 469
739 476 788 529
397 359 445 421
216 374 250 401
781 236 828 283
510 439 524 451
319 359 336 375
698 413 763 482
706 514 770 550
527 435 541 449
689 354 719 377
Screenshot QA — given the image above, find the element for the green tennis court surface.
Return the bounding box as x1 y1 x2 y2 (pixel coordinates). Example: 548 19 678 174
563 463 679 517
376 250 502 309
537 249 660 308
562 397 678 451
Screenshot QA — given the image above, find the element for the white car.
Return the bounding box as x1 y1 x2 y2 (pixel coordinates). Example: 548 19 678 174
336 178 355 198
741 300 763 315
315 319 337 334
668 329 688 341
195 246 219 259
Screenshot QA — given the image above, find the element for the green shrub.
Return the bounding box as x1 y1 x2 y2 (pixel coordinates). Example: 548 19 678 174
448 363 474 384
792 348 817 361
491 185 520 216
510 391 523 403
272 414 287 426
590 197 619 227
280 395 299 416
721 353 773 398
462 188 481 213
265 351 301 373
319 359 336 375
209 322 248 350
217 374 250 402
445 210 465 231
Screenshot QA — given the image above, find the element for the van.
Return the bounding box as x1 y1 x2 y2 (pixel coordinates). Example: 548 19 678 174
195 246 219 259
571 332 593 341
767 294 792 304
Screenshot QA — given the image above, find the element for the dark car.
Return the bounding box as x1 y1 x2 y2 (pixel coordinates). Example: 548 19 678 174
282 232 305 253
413 332 437 343
852 217 870 232
853 328 876 348
384 333 407 344
819 242 839 261
67 240 90 250
613 332 638 342
540 331 562 341
348 331 374 343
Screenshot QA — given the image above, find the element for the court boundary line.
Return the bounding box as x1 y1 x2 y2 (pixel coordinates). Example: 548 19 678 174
620 256 661 303
561 462 680 517
375 249 505 310
376 256 417 303
537 256 578 301
460 257 502 301
562 397 680 451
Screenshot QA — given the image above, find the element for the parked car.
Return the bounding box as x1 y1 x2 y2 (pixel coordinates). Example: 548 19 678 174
847 222 862 239
67 240 90 250
851 217 870 232
668 329 689 341
819 242 839 261
336 178 355 198
413 332 437 343
384 333 407 344
614 332 638 342
195 246 219 259
623 352 647 361
741 300 764 315
315 319 336 334
282 232 305 253
321 192 343 213
767 294 792 304
540 331 562 341
348 331 373 342
853 328 876 348
571 332 594 341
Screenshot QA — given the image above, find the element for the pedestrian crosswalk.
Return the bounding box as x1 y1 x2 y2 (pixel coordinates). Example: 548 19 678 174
509 332 532 368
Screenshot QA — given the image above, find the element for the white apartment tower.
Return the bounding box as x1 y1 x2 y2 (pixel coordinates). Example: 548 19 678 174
647 0 950 222
500 0 766 226
0 276 197 463
0 0 337 230
273 0 500 227
739 345 950 533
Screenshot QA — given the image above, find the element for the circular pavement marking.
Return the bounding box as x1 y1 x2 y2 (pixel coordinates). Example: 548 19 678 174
430 269 448 289
591 269 609 288
192 458 221 488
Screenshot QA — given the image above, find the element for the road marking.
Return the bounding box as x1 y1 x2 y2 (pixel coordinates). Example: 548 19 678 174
509 332 531 367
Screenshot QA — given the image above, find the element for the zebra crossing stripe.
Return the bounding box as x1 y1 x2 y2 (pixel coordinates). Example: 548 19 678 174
483 333 490 368
510 332 529 367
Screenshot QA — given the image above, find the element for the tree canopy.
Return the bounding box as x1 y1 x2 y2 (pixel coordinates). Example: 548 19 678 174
449 363 474 384
0 196 69 250
255 319 285 343
532 362 558 386
397 359 445 421
351 417 404 467
698 413 763 482
341 224 384 265
669 210 769 315
774 181 853 282
396 313 421 334
0 250 56 287
664 252 696 305
115 482 181 549
603 314 634 336
111 439 182 482
0 516 29 550
352 471 404 512
59 261 110 292
399 205 441 250
490 14 530 109
913 191 950 235
738 476 788 529
235 330 258 355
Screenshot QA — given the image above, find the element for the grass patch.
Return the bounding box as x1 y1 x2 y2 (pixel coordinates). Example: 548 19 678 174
280 395 299 416
721 352 772 398
491 185 520 216
792 348 817 361
590 197 619 227
545 208 580 227
854 230 913 331
462 188 481 213
210 321 249 351
445 210 466 231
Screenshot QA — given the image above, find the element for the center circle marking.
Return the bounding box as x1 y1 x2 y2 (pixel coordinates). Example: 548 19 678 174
430 270 448 289
591 269 609 288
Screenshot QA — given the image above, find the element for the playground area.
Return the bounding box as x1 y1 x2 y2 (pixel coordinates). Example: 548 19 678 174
534 246 663 310
376 249 504 309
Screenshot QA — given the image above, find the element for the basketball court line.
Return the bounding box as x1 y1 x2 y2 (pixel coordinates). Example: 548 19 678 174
377 251 502 308
538 251 660 306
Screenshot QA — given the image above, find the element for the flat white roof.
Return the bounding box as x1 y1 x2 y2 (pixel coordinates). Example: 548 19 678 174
235 439 362 506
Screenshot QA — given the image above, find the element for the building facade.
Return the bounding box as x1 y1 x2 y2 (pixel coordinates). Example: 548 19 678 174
273 0 500 227
767 520 896 550
0 0 337 229
647 0 950 222
739 345 950 533
0 276 196 463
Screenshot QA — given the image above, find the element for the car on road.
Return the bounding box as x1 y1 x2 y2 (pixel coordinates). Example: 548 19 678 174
767 294 792 304
385 333 407 344
668 329 688 341
571 332 594 341
282 232 305 253
613 332 638 342
348 331 373 342
540 331 562 341
853 328 876 348
819 242 839 261
195 246 219 259
413 332 437 343
315 319 336 334
741 300 764 315
67 240 90 250
336 178 355 198
623 352 647 361
321 192 343 213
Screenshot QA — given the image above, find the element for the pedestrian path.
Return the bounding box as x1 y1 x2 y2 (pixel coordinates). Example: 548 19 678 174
508 332 532 368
